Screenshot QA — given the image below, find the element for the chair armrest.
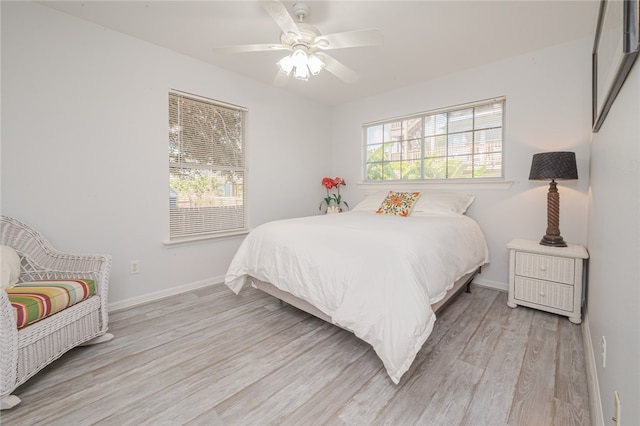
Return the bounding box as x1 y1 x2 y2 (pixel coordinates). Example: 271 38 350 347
0 290 19 395
19 250 112 299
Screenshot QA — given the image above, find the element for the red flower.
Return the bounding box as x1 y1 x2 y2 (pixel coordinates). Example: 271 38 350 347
333 177 346 187
322 177 335 189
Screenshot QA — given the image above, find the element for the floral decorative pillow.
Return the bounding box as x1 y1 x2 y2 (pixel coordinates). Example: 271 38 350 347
376 191 421 217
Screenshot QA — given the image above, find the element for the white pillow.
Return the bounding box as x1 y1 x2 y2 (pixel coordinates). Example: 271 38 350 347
1 245 21 289
412 191 475 215
351 191 388 211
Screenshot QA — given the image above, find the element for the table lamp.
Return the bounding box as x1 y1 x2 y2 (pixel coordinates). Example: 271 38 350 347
529 151 578 247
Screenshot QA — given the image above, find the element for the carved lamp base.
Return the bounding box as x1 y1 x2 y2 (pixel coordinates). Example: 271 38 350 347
540 234 567 247
540 179 567 247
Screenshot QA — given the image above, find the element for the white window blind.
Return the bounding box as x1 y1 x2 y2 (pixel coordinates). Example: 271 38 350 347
169 91 247 240
363 97 505 181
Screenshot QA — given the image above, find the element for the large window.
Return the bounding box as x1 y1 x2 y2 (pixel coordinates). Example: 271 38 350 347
169 91 247 241
364 97 504 181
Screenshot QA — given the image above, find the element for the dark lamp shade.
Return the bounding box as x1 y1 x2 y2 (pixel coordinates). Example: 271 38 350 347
529 151 578 181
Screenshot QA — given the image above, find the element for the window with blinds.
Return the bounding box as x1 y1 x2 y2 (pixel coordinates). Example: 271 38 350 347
363 97 505 181
169 91 247 240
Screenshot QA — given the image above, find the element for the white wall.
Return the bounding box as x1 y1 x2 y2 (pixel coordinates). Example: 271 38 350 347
1 2 332 304
331 37 593 288
587 62 640 425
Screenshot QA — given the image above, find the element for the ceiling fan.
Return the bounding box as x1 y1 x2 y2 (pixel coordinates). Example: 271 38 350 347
212 0 383 85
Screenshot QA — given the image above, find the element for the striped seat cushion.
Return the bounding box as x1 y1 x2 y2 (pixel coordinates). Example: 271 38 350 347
6 279 95 329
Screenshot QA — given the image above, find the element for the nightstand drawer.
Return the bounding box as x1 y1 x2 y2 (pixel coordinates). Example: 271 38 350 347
514 252 575 285
514 277 574 311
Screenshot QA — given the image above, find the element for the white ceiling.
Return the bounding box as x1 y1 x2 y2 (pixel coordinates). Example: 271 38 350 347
42 1 600 106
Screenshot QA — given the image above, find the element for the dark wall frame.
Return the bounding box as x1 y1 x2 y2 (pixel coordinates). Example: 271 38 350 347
592 0 640 133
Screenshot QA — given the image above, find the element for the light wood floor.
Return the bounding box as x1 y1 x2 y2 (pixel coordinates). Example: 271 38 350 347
1 283 590 425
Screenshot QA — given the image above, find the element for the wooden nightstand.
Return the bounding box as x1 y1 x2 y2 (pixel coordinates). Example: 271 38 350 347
507 239 588 324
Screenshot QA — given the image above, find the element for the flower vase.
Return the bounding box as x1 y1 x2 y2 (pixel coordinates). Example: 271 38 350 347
325 205 341 214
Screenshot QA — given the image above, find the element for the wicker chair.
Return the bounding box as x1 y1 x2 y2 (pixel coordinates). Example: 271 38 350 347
0 216 113 409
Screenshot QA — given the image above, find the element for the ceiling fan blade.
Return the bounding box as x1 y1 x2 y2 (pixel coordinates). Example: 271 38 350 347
213 43 286 54
273 70 290 87
314 29 383 50
316 53 359 84
260 0 301 38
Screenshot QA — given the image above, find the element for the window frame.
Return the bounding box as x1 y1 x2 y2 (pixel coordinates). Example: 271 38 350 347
362 97 506 184
167 90 248 244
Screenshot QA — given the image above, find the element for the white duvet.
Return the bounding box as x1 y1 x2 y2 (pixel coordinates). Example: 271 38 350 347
225 210 489 384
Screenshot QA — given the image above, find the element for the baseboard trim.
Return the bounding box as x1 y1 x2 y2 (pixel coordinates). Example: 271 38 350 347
108 275 224 312
472 277 508 292
582 313 604 426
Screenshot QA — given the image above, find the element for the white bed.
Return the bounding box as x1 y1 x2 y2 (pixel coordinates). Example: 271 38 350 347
225 191 490 384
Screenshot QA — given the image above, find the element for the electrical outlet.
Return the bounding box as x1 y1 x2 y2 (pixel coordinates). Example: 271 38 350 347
612 391 621 425
601 336 607 368
130 260 140 275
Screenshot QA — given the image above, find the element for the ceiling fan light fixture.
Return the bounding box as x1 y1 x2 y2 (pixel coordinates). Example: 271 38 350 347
277 55 294 75
307 54 325 75
278 47 320 81
291 49 308 68
293 63 310 80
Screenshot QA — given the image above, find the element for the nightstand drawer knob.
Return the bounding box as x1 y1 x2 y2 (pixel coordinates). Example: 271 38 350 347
539 291 546 297
540 265 547 271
